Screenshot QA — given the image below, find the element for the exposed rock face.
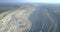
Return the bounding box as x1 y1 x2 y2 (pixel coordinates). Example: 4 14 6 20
0 6 35 32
